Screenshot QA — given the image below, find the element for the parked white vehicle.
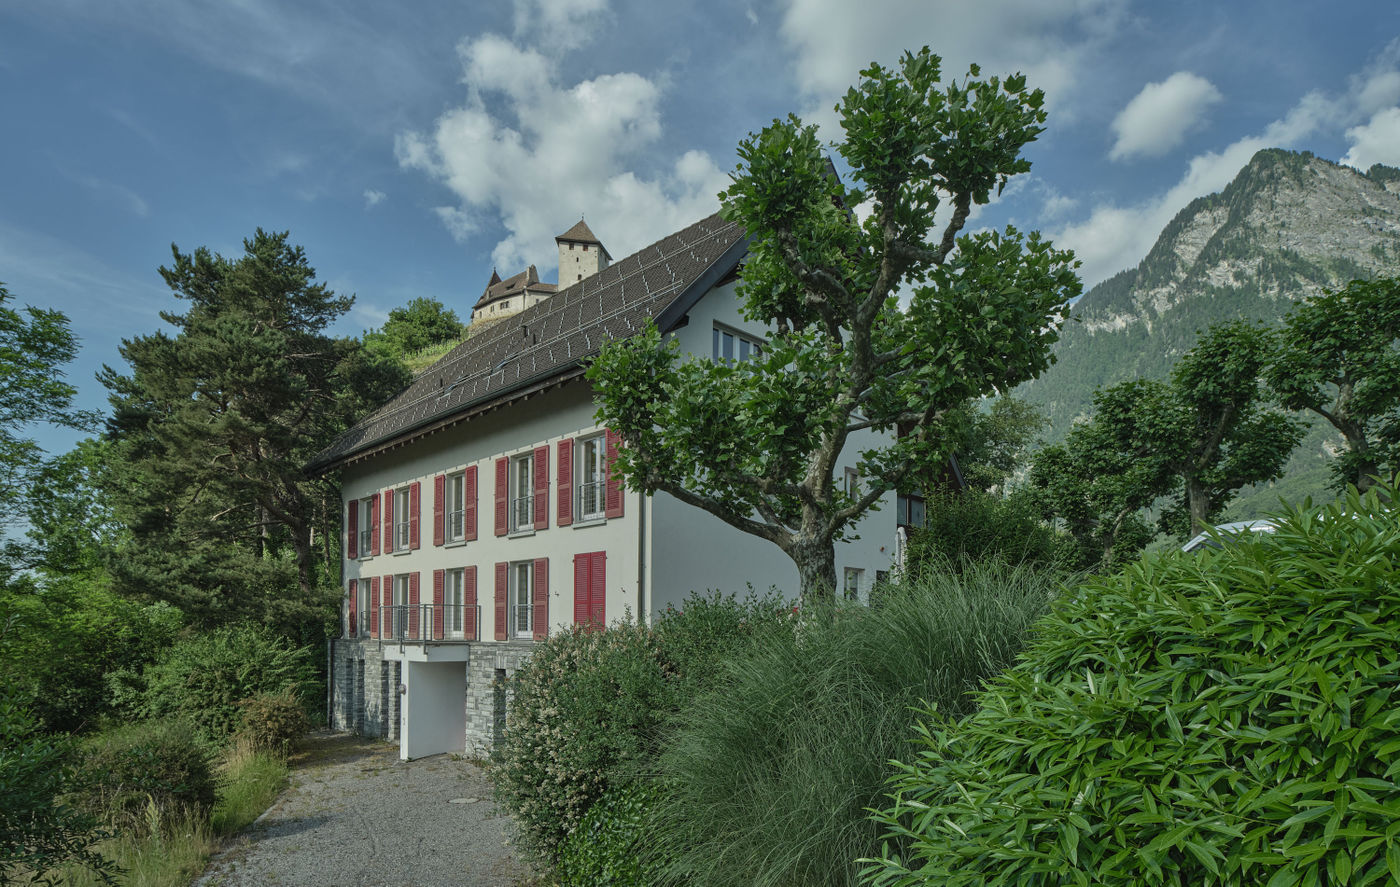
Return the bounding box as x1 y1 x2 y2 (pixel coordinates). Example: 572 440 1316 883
1181 519 1280 553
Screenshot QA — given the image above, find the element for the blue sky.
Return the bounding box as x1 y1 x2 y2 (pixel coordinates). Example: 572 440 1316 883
3 0 1400 458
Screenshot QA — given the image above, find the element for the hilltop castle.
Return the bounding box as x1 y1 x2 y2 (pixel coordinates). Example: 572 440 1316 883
469 219 612 328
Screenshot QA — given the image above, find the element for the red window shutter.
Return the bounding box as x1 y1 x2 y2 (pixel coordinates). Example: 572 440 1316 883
573 554 589 626
382 490 394 553
464 566 478 640
408 572 420 639
533 446 549 531
347 500 359 559
433 475 445 547
370 495 381 556
348 578 358 636
383 574 394 637
370 576 380 637
590 552 606 628
494 458 508 537
557 439 574 526
533 558 549 640
464 466 478 541
494 562 508 640
409 482 421 550
432 569 445 640
604 430 624 519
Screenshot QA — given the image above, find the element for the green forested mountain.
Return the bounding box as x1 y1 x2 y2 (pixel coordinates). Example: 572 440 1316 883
1022 149 1400 515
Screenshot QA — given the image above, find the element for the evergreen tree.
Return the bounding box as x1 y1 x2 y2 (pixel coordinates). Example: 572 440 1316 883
101 230 409 628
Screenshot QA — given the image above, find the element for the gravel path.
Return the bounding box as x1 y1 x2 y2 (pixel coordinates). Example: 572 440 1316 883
196 734 536 887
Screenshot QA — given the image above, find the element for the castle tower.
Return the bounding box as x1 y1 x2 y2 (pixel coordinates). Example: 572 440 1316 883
555 219 611 287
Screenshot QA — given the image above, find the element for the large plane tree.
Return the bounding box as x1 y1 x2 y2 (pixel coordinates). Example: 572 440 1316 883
588 49 1081 601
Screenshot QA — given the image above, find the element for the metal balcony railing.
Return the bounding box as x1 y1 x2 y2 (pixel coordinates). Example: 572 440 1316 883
512 495 533 531
365 603 479 642
447 509 464 540
577 480 605 520
395 520 410 550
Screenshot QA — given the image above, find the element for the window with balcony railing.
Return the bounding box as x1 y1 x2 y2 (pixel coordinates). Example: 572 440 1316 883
512 561 533 638
394 487 410 550
577 434 606 521
446 471 465 542
510 453 533 531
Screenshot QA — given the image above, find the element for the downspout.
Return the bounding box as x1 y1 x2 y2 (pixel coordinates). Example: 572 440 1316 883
326 637 335 730
637 490 648 625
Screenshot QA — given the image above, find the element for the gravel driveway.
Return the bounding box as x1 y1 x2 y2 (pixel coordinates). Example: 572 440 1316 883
196 734 535 887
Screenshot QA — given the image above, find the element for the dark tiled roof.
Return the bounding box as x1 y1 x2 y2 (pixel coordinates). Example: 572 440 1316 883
309 212 746 472
472 265 556 311
557 219 612 260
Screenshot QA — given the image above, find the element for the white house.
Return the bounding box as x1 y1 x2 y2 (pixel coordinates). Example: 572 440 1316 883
309 212 896 759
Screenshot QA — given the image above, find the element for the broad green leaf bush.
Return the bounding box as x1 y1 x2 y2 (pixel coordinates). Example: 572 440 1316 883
645 561 1060 887
493 593 792 864
556 782 665 887
71 720 215 838
139 623 317 746
865 485 1400 887
234 689 309 754
905 490 1074 573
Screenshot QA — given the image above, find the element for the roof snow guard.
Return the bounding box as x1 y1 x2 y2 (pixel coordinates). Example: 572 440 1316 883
307 213 747 474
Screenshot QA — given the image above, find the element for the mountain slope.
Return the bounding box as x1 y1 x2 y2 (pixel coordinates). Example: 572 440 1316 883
1022 149 1400 514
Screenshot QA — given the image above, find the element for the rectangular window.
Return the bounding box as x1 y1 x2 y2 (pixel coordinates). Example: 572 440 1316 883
510 454 533 532
357 580 370 635
446 471 466 542
394 487 411 551
446 568 465 637
577 434 607 520
512 561 533 638
843 467 860 499
712 324 763 364
843 567 864 602
358 496 375 557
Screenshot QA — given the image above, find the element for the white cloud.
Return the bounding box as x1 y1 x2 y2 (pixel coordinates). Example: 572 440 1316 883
66 172 150 218
398 33 729 274
1055 46 1400 287
1343 108 1400 170
776 0 1126 134
512 0 608 52
1109 72 1222 161
363 189 387 208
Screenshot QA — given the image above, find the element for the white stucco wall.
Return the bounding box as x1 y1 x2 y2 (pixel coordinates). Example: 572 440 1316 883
401 661 467 759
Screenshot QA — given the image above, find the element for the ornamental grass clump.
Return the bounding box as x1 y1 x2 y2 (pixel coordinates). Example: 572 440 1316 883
865 485 1400 887
645 559 1060 887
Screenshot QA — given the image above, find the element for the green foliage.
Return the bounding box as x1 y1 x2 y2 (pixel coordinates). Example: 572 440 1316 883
556 783 664 887
1265 275 1400 492
234 689 309 754
866 485 1400 887
100 229 410 628
139 623 317 746
906 490 1070 572
646 562 1060 887
0 691 116 885
589 48 1079 600
363 296 464 358
71 720 215 838
945 396 1047 493
210 739 289 836
0 580 182 735
494 594 792 864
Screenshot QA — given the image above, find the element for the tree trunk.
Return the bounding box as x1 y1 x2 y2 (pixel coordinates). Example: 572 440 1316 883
790 538 837 605
1185 475 1211 536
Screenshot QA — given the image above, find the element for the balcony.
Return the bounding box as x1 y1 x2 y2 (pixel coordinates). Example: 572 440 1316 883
355 603 479 644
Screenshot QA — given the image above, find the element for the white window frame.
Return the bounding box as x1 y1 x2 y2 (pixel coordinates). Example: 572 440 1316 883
843 567 864 602
510 453 533 533
393 486 411 552
357 496 375 558
446 471 466 543
511 561 533 639
576 434 607 522
843 467 860 499
446 568 465 638
712 323 764 364
356 580 370 634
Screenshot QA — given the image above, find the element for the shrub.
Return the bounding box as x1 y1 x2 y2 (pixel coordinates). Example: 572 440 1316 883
235 689 309 753
865 485 1400 887
494 593 793 865
210 737 289 836
556 782 665 887
646 560 1060 887
905 489 1071 573
72 720 215 837
140 623 317 745
0 691 115 884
